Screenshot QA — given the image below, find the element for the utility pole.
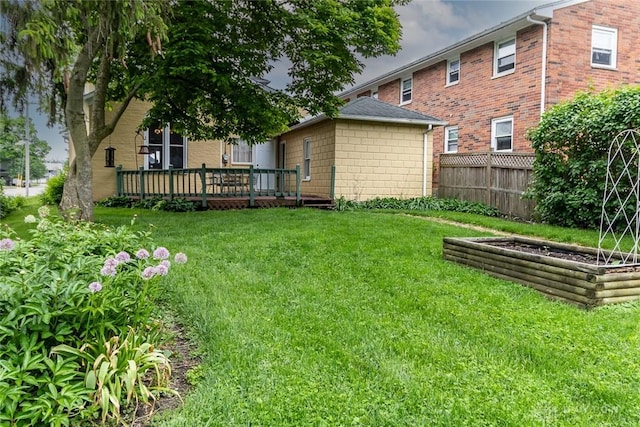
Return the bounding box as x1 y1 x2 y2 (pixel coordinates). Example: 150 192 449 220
24 102 30 197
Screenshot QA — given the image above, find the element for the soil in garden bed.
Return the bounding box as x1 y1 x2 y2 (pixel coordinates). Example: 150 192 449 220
484 240 640 272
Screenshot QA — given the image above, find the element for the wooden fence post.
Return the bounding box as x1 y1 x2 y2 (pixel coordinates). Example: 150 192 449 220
296 164 301 206
168 165 174 201
138 166 145 200
200 163 207 208
116 165 122 196
330 164 336 200
486 150 492 206
249 165 255 207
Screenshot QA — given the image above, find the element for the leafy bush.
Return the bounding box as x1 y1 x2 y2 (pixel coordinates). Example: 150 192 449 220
526 86 640 229
334 196 501 216
0 194 26 218
98 196 198 212
40 168 67 206
0 207 188 425
96 195 134 208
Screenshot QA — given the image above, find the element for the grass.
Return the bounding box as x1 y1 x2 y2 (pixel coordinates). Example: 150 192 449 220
4 203 640 425
96 207 640 426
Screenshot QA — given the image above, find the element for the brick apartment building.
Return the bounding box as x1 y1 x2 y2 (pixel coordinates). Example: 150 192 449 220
339 0 640 190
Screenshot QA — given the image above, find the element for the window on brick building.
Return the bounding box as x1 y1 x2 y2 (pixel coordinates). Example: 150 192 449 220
400 77 412 104
494 37 515 76
146 123 187 169
591 25 617 69
491 117 513 152
444 126 458 153
447 58 460 85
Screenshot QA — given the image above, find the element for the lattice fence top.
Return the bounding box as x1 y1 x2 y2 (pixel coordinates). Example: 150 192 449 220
440 152 534 168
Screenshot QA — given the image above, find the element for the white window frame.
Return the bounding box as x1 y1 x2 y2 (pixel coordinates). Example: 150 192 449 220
493 37 516 77
444 126 458 153
400 76 412 105
491 116 513 152
591 25 617 69
232 138 253 165
303 137 311 180
145 124 187 170
446 57 460 86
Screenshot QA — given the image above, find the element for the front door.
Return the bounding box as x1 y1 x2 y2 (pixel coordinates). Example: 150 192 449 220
254 140 276 191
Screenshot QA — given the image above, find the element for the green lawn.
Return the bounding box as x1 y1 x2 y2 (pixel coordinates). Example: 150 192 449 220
5 203 640 425
92 207 640 426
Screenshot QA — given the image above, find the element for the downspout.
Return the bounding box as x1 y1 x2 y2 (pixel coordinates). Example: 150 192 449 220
527 14 548 117
423 125 432 196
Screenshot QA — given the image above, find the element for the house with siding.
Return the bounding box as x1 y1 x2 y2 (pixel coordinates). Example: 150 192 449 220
339 0 640 192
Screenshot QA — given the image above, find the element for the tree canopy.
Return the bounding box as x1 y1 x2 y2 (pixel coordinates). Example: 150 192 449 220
0 113 51 181
0 0 405 220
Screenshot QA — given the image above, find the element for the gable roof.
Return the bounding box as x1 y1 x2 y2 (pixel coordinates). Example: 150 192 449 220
285 96 446 133
339 0 589 99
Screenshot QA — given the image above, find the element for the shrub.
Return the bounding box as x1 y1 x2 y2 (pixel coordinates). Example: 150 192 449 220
526 86 640 229
0 194 26 219
334 196 501 217
0 208 188 425
96 195 134 208
41 168 67 206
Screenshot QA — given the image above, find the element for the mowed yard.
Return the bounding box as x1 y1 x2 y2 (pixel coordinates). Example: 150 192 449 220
91 207 640 425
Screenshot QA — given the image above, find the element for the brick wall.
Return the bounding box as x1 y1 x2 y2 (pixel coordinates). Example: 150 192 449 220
546 0 640 105
377 25 543 187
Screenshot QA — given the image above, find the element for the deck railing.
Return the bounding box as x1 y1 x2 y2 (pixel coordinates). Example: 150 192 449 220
116 164 301 207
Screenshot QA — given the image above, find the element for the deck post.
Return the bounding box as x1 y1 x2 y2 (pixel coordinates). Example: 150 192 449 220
168 165 174 201
486 151 492 206
138 166 145 200
330 164 336 200
200 163 207 208
116 165 123 196
296 164 301 206
249 165 255 207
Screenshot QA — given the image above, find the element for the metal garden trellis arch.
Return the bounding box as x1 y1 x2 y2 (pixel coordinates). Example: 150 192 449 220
598 129 640 265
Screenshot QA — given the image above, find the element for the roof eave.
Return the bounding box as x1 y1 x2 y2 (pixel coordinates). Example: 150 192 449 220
339 1 587 99
338 115 447 127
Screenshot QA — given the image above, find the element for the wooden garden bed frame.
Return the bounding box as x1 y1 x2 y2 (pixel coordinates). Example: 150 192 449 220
443 236 640 309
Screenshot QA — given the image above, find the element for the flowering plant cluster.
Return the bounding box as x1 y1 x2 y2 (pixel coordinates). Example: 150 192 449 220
0 209 187 426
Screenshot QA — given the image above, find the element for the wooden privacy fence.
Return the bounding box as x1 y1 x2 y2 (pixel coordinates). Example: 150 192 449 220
438 152 536 219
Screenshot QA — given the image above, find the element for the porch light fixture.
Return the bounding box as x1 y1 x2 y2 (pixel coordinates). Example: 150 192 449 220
137 145 151 155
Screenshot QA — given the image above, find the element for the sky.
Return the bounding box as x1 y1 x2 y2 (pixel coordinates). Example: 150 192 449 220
24 0 549 161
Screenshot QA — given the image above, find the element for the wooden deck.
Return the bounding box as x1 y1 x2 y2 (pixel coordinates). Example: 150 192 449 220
117 165 335 210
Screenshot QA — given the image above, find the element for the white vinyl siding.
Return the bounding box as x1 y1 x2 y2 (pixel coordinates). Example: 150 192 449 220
591 25 617 69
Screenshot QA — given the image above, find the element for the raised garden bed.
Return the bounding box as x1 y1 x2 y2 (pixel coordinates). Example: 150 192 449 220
442 236 640 309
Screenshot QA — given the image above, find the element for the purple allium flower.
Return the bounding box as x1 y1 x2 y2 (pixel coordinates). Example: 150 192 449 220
174 252 188 264
153 247 170 260
160 260 171 268
154 264 169 276
141 266 156 280
104 257 119 269
136 249 150 259
101 265 117 277
115 251 131 263
0 238 15 251
24 214 37 224
88 281 102 293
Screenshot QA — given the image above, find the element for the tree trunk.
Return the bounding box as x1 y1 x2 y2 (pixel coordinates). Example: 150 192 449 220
60 150 94 221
